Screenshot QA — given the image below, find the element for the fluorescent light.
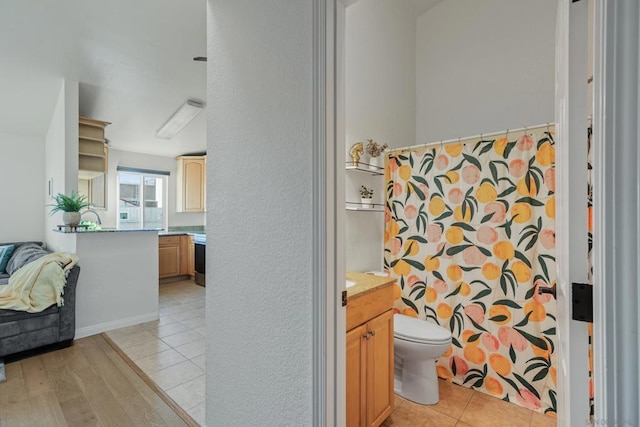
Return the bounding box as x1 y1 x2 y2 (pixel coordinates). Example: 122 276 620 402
155 99 205 139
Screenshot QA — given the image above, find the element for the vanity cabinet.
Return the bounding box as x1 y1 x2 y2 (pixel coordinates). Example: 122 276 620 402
346 282 394 427
159 235 194 279
176 156 206 212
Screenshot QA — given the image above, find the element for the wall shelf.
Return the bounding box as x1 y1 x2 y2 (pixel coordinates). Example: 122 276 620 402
79 116 109 177
345 161 384 176
346 202 385 212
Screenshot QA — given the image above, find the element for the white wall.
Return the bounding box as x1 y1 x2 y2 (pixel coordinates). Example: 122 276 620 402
416 0 557 143
44 80 79 252
73 231 159 338
345 0 417 272
206 0 313 424
100 149 205 228
0 131 45 242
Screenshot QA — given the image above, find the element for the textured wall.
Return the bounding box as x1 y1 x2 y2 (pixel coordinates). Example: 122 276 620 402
345 0 417 273
0 131 44 242
416 0 557 143
44 80 79 252
206 0 313 425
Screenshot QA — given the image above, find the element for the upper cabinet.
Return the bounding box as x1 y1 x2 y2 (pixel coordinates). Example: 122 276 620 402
79 116 110 179
176 155 206 212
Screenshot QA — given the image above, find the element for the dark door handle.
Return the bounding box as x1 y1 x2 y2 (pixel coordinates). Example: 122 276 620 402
537 286 557 299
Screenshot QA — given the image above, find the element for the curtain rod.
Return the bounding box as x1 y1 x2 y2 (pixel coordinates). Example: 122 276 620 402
387 123 555 154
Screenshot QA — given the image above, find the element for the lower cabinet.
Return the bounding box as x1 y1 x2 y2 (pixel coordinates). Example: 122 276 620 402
347 305 394 427
159 235 194 279
186 235 195 277
159 236 181 279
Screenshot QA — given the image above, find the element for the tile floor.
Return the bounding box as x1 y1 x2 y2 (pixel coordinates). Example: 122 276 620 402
106 279 557 427
384 380 557 427
105 279 206 425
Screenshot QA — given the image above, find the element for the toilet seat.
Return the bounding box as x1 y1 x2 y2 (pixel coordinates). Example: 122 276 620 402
394 314 451 345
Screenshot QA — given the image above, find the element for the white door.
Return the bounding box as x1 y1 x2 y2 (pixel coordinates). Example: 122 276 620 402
554 0 591 425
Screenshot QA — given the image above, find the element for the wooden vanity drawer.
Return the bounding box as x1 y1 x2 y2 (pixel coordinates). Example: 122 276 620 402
346 284 394 331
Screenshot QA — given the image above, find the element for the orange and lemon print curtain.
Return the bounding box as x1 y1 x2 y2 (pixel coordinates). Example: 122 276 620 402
384 126 557 415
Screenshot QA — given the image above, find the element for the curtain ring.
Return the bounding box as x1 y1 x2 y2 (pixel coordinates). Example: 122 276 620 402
440 139 443 151
479 133 483 143
505 128 509 140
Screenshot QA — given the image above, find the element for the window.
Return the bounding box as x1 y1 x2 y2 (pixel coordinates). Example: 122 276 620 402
117 171 167 229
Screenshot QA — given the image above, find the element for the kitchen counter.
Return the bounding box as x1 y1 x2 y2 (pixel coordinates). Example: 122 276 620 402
159 226 205 236
48 227 159 338
54 227 161 234
346 271 395 300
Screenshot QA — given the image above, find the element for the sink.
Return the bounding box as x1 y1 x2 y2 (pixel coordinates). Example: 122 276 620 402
346 279 356 288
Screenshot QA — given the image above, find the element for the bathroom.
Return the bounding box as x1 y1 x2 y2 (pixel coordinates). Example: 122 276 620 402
342 0 591 425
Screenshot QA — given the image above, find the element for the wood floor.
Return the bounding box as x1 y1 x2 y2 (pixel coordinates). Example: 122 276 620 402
0 335 189 427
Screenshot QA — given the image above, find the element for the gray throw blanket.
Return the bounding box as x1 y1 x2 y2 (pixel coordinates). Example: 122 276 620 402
6 244 48 276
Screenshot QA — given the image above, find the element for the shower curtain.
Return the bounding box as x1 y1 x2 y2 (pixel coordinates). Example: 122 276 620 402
587 124 594 416
384 126 557 415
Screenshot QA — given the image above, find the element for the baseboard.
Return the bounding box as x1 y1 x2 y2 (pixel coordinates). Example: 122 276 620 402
159 275 192 284
75 312 159 339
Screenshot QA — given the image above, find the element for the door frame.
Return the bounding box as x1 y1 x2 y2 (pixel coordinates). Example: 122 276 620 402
592 1 640 425
555 0 591 425
321 0 640 424
315 0 346 425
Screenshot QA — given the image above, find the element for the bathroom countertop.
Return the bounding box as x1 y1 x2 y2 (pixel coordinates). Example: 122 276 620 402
346 271 395 301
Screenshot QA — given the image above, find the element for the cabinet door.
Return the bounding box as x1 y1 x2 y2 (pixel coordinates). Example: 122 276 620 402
159 244 181 278
347 324 368 427
187 235 195 277
179 235 192 275
366 309 394 427
183 159 205 212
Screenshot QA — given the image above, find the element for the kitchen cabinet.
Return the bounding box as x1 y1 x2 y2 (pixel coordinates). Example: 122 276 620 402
176 156 206 212
180 234 195 277
79 116 110 179
159 235 181 279
346 282 394 427
159 234 195 280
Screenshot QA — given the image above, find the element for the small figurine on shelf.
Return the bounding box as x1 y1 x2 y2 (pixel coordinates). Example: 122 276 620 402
349 142 364 166
365 139 388 170
360 185 374 208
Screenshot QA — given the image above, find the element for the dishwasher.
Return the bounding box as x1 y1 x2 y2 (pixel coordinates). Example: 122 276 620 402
193 234 206 286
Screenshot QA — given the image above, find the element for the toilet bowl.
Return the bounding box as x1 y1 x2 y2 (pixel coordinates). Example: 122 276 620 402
393 314 452 405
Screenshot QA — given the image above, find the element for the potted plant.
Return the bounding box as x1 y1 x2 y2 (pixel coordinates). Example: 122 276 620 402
365 139 388 170
48 191 90 226
360 185 374 208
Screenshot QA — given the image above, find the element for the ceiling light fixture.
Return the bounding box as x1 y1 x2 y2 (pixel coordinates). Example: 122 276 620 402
155 99 205 140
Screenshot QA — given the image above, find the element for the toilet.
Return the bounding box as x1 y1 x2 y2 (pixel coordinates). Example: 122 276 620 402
393 314 452 405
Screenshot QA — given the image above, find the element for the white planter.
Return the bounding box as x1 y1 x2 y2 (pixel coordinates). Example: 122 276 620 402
369 155 381 170
62 212 81 226
360 198 373 208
